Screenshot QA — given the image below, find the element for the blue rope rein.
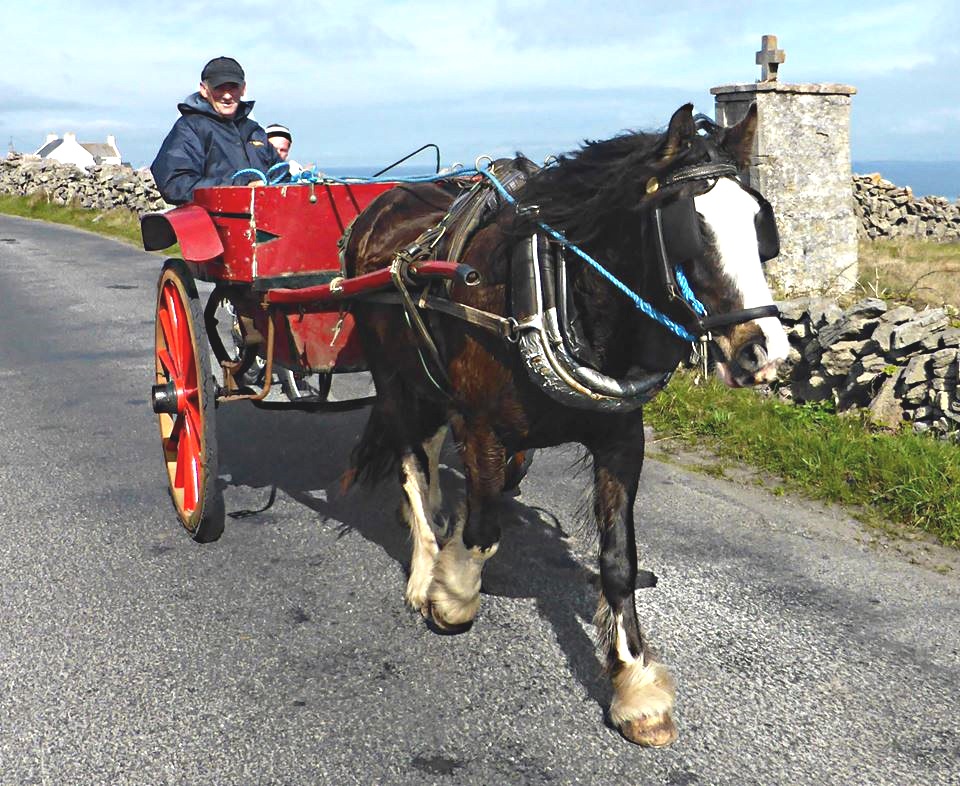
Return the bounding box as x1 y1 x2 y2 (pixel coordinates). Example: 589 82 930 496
472 166 705 342
228 162 708 342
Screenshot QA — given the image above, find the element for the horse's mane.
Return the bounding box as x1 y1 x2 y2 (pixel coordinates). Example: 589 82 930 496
516 118 728 246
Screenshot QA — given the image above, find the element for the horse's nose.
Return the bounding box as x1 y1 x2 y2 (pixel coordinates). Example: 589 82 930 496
735 339 777 382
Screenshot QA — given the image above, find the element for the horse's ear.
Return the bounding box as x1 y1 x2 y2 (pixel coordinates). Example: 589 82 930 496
721 103 758 169
659 103 696 162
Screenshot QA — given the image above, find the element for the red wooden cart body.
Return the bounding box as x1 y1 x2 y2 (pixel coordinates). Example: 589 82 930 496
144 182 397 372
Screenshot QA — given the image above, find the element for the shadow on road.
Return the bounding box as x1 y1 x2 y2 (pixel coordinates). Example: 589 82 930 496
215 401 611 709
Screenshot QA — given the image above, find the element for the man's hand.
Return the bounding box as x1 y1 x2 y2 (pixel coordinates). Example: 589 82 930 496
247 179 265 187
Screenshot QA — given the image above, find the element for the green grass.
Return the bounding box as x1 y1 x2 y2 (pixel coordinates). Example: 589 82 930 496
645 372 960 547
0 193 144 247
856 237 960 311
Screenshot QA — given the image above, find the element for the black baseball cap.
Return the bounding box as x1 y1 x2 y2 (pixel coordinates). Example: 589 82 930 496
201 56 245 87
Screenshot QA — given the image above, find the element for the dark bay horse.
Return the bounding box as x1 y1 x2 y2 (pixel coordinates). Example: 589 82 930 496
341 104 789 746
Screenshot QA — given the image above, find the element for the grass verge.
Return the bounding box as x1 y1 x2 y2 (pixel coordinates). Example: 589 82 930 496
645 371 960 548
857 237 960 311
0 192 144 246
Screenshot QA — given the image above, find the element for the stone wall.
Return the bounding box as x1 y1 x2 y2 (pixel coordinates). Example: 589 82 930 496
852 173 960 242
4 152 957 247
0 154 169 213
775 297 960 437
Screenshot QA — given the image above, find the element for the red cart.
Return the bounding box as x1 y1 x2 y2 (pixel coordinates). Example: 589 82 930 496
141 178 478 542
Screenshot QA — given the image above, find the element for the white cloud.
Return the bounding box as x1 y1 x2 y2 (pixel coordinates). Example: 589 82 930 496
4 0 957 164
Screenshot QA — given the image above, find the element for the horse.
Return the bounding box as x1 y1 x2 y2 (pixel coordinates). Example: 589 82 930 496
340 103 789 747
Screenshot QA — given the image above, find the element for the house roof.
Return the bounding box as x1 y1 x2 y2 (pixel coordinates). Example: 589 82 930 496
36 139 63 157
80 143 117 158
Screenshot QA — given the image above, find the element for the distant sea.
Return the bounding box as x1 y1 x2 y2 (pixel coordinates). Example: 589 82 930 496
852 160 960 201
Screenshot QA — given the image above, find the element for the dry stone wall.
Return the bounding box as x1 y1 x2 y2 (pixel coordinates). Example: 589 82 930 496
853 173 960 242
0 154 169 213
2 152 957 246
775 297 960 437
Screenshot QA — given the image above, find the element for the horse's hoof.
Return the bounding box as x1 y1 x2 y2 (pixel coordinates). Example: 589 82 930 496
426 595 479 634
618 712 678 748
425 603 474 635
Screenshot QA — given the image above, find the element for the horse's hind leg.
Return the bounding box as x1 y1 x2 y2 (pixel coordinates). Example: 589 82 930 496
401 425 448 613
591 419 677 747
426 418 502 631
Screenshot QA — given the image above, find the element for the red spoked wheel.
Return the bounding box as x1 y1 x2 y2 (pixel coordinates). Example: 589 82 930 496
153 260 224 542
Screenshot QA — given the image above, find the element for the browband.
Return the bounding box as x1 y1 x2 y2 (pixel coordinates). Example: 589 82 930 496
662 162 739 186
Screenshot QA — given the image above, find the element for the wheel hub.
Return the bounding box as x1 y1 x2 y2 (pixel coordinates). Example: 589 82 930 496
152 381 183 414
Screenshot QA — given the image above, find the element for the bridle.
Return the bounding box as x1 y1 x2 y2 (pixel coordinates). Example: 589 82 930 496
650 160 781 338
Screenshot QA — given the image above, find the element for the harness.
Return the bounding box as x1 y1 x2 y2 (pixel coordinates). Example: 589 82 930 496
362 157 780 411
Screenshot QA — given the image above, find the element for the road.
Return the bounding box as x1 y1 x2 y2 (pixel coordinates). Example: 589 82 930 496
0 214 958 786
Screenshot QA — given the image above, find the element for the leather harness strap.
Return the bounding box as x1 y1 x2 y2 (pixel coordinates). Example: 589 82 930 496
360 291 518 342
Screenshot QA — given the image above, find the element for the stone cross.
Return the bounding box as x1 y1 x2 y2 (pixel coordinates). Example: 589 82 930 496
756 34 785 81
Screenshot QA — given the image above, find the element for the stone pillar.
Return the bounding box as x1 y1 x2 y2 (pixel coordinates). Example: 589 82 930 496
711 36 858 297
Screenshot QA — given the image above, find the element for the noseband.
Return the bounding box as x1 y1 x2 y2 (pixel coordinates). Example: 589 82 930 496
651 161 780 338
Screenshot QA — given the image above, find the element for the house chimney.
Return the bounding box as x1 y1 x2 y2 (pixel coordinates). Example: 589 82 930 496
107 134 118 152
45 132 58 144
64 132 77 142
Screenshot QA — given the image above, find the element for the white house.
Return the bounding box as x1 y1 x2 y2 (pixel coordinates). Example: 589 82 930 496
34 132 122 168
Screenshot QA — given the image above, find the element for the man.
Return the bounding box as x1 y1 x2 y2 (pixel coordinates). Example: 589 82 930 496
265 123 302 176
151 56 282 205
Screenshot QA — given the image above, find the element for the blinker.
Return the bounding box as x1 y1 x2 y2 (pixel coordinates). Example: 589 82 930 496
752 190 780 262
652 178 782 333
654 182 780 269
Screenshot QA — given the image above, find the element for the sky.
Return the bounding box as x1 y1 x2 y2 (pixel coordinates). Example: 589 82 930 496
2 1 957 171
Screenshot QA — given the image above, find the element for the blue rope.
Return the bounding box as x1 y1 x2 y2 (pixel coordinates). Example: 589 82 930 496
473 167 703 342
230 167 268 183
267 161 290 184
673 266 707 317
227 163 707 342
230 163 295 185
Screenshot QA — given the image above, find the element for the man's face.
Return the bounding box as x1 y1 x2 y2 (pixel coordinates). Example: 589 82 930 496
199 81 245 118
269 136 291 161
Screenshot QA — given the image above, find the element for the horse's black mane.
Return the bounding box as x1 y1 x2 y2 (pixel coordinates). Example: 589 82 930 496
516 116 730 246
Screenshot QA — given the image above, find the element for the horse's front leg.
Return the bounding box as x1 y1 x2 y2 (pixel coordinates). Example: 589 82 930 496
427 419 502 631
401 426 448 613
591 418 677 747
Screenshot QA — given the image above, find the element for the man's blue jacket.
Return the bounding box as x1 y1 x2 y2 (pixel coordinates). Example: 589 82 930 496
151 92 283 205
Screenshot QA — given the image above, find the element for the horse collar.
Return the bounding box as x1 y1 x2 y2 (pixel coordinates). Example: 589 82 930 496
511 233 672 413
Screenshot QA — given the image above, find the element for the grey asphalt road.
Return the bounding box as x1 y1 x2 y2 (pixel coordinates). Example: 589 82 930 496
0 214 958 786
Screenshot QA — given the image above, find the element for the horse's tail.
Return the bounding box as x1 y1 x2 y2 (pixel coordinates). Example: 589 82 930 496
341 406 400 493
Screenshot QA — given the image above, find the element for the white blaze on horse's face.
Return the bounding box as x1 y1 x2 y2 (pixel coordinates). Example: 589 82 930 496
693 178 790 384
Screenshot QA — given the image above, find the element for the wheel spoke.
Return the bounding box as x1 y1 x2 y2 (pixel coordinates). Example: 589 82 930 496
161 285 181 356
157 348 177 379
163 283 191 368
179 412 200 514
157 304 182 378
167 412 184 445
183 403 203 447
